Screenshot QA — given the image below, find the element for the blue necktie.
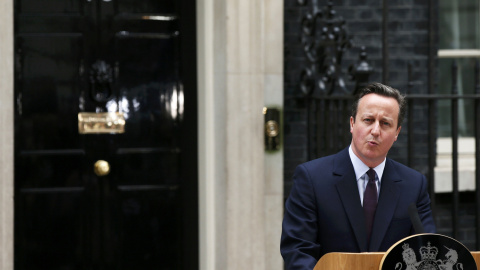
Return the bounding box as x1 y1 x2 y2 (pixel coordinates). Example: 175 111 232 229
364 168 377 243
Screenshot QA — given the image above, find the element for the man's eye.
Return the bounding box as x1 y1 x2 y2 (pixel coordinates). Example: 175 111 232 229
364 119 372 123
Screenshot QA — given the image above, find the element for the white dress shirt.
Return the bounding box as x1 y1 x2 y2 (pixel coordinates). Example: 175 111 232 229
348 145 386 206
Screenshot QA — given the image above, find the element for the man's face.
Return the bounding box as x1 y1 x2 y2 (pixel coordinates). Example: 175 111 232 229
350 93 401 168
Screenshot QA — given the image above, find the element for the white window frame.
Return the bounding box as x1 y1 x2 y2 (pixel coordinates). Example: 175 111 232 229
435 49 479 192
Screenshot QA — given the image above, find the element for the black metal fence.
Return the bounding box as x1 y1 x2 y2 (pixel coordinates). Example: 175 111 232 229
293 0 480 250
405 61 480 248
299 60 480 250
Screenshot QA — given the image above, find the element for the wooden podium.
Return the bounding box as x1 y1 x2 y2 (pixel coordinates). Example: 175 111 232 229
314 252 384 270
314 252 480 270
314 234 480 270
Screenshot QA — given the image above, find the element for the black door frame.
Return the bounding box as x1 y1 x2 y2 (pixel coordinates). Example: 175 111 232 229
12 0 199 268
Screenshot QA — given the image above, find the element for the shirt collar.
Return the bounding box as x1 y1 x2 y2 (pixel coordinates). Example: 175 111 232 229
348 145 386 182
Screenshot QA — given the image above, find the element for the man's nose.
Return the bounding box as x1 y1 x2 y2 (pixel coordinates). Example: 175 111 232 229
371 121 380 136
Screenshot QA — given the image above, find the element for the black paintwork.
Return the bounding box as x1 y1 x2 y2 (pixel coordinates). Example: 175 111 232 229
14 0 197 269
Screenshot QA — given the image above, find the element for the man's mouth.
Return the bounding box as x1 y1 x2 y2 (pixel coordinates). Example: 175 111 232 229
367 140 379 146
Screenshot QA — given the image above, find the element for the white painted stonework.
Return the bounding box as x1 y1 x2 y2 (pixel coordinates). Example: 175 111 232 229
0 0 14 269
435 137 476 192
197 0 284 269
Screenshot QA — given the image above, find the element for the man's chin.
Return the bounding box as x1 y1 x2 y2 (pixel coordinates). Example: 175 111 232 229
361 151 384 163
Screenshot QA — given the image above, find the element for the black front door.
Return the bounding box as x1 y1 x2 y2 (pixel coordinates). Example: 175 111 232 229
14 0 197 269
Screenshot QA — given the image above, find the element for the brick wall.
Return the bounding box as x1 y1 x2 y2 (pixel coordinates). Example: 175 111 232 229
284 0 436 193
283 0 478 250
435 192 477 250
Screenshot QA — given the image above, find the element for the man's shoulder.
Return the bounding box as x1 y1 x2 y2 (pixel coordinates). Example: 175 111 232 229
386 158 424 178
298 148 349 171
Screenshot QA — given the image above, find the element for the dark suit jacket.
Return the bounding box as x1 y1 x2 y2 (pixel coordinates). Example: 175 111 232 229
280 148 436 270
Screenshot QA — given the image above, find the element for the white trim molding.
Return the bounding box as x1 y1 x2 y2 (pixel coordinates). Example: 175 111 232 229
197 0 283 269
435 137 476 192
438 49 480 58
0 0 14 269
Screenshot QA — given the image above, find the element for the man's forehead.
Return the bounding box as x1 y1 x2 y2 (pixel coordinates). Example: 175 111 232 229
358 93 399 105
358 95 400 112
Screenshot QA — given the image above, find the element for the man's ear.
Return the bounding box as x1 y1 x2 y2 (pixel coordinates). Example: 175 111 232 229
350 116 355 133
395 126 402 141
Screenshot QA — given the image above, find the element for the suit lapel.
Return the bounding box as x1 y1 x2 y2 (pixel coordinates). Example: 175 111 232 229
333 148 368 252
368 159 401 251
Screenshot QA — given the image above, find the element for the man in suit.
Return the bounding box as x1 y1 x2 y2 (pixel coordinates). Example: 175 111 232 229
280 82 436 270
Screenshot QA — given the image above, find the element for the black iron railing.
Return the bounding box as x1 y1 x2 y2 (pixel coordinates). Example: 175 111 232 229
295 0 480 251
300 59 480 249
404 60 480 248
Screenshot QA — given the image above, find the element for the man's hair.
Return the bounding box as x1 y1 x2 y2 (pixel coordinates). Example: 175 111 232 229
351 82 406 127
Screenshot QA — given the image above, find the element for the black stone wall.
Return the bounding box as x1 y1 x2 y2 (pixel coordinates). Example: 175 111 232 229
284 0 436 192
435 192 477 250
283 0 478 251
